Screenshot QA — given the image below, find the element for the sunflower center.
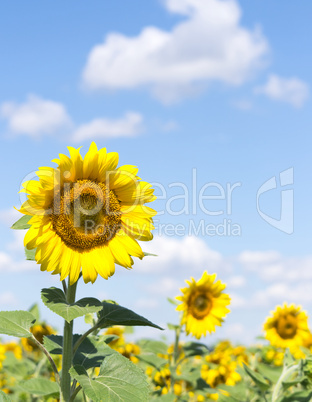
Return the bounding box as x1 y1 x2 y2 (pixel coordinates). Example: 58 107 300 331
51 179 121 250
276 314 298 339
189 292 213 320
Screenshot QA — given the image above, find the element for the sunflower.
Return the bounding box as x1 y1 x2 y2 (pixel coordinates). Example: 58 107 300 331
176 271 231 339
263 303 310 349
19 142 156 284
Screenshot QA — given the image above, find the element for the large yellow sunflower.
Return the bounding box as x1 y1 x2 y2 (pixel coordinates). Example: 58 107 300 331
263 303 310 349
19 142 156 284
176 271 231 339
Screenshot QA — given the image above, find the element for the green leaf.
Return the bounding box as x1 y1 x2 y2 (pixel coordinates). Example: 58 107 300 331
45 334 118 370
150 395 176 402
218 383 248 401
74 337 116 370
257 362 283 384
25 247 36 260
0 390 12 401
0 311 36 337
218 394 242 402
279 390 312 402
283 375 307 389
70 349 150 401
167 298 179 306
243 363 270 391
183 341 210 358
284 348 295 367
41 287 103 322
28 303 40 322
11 215 31 229
143 252 157 257
18 378 59 396
167 323 179 330
3 351 36 377
137 339 168 355
136 353 168 370
96 301 163 330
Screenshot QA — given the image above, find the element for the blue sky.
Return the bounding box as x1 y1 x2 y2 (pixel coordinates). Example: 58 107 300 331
0 0 312 344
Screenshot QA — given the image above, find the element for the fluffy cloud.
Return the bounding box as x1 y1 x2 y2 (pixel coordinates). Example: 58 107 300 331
255 74 309 107
82 0 268 102
0 95 71 137
133 235 230 276
0 250 35 273
72 112 143 142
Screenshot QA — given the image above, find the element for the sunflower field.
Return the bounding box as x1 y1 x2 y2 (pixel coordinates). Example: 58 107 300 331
1 143 312 401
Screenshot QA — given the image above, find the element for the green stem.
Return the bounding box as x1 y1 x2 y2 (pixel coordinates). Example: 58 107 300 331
60 279 78 402
31 335 60 384
69 385 82 402
173 326 181 366
271 363 299 402
73 324 99 357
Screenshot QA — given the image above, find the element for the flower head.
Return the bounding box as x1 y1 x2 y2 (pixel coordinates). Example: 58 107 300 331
19 142 156 284
176 271 231 339
263 303 310 349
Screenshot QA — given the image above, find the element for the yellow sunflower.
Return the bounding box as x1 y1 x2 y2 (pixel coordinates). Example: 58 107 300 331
263 303 310 349
176 271 231 339
19 142 156 284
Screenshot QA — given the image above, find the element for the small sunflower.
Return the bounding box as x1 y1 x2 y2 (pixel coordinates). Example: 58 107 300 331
19 142 156 284
263 303 310 349
176 271 231 339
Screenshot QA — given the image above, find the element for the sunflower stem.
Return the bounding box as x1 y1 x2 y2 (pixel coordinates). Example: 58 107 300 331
173 326 181 366
271 363 299 402
60 279 78 402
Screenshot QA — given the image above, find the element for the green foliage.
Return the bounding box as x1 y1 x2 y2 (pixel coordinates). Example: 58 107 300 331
18 378 59 397
70 348 150 401
41 287 103 322
0 311 36 337
0 391 11 401
243 363 271 391
96 301 163 330
11 215 31 230
25 247 36 261
137 353 168 370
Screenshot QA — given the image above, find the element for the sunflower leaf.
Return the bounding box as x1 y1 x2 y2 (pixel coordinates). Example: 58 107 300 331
0 390 12 401
44 334 117 364
243 363 270 391
137 339 168 355
11 215 31 230
69 348 150 402
143 252 157 257
279 390 312 402
18 378 59 397
96 301 163 330
25 247 36 261
41 287 103 323
136 353 167 370
0 311 36 338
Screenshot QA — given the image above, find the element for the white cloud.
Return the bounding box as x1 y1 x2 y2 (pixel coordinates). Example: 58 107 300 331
82 0 268 102
72 112 143 142
134 235 229 276
252 282 312 308
0 291 18 306
0 95 71 137
134 298 159 309
230 293 246 309
0 251 35 272
227 275 246 288
238 250 312 283
0 208 20 226
255 74 309 107
146 277 182 296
